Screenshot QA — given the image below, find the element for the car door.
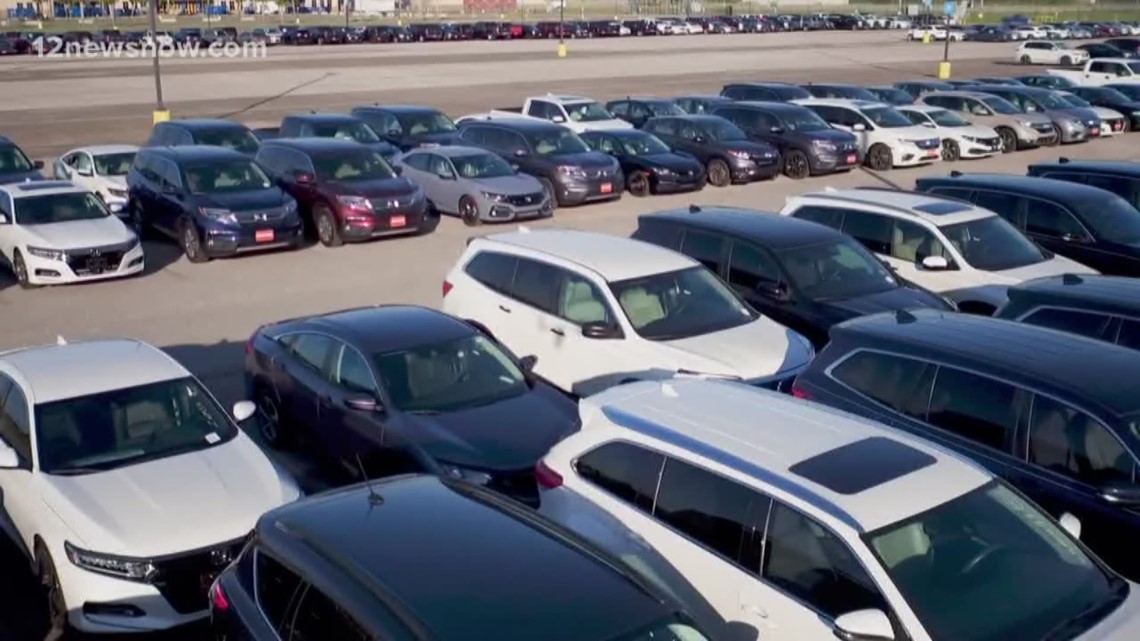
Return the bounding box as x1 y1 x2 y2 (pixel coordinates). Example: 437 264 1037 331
69 152 96 191
320 339 392 476
0 378 37 557
0 194 16 262
427 153 464 213
645 119 683 152
540 267 632 396
1022 197 1103 269
276 332 337 454
399 151 442 210
724 239 811 341
154 158 187 234
498 257 580 391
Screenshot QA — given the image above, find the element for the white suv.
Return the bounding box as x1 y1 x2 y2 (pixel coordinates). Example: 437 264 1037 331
0 180 144 289
537 378 1140 641
793 98 942 171
441 228 814 397
1016 40 1089 66
0 338 301 633
779 188 1095 313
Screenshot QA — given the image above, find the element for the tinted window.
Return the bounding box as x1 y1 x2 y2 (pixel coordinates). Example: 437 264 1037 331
0 384 31 461
1119 319 1140 350
727 242 782 291
678 230 724 271
291 334 334 372
940 215 1047 271
791 206 844 229
511 258 561 313
1021 308 1113 341
256 552 306 633
840 210 892 254
576 441 665 511
928 367 1023 450
331 343 376 395
1028 395 1135 486
1025 199 1089 240
832 351 936 419
632 221 681 250
289 584 372 641
402 152 432 172
458 126 487 146
890 219 950 264
972 190 1022 220
464 251 516 294
1086 174 1139 208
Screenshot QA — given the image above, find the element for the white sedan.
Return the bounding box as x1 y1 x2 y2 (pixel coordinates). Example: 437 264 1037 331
897 104 1003 160
52 144 137 217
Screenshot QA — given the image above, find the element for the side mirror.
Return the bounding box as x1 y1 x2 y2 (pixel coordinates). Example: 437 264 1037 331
510 163 520 172
551 115 566 123
1061 232 1090 244
692 135 707 144
879 258 898 271
162 183 180 195
581 321 621 339
833 609 895 641
392 165 403 175
1059 512 1083 539
519 354 538 372
388 128 402 137
293 171 314 184
76 167 94 177
769 125 785 134
346 395 383 413
513 148 529 158
0 214 8 225
921 255 949 271
923 122 937 128
437 170 454 180
232 400 257 423
852 123 867 132
33 160 44 169
0 441 19 469
758 281 791 301
1097 482 1140 507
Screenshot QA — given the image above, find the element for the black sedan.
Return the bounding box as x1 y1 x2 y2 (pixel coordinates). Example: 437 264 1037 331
1077 43 1133 59
580 129 705 196
1070 86 1140 130
244 305 580 504
642 115 780 187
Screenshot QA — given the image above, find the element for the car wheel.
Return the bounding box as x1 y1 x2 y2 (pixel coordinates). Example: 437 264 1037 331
783 149 810 180
1045 124 1062 146
180 220 208 263
37 546 67 639
538 178 559 210
996 127 1018 153
129 201 147 238
12 250 37 290
706 158 731 187
866 144 893 171
314 206 343 247
459 195 482 226
1019 55 1031 64
255 387 290 448
940 139 960 162
1060 56 1072 66
626 170 651 197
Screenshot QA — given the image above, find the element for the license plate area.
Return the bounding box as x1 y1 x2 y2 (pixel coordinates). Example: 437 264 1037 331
599 182 613 194
255 229 274 243
390 215 406 228
846 154 857 164
87 257 108 274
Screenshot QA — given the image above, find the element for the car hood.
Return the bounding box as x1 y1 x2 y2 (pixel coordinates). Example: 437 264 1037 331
950 123 1000 138
717 139 779 157
636 152 704 172
577 119 635 132
408 131 459 146
1089 106 1126 120
1080 583 1140 641
892 125 943 143
806 128 859 144
1052 107 1101 123
1018 112 1055 126
402 386 579 471
661 318 813 379
22 216 134 250
0 169 44 184
327 176 418 198
549 151 618 169
470 173 543 194
194 188 289 211
993 253 1098 283
825 286 951 317
39 436 297 556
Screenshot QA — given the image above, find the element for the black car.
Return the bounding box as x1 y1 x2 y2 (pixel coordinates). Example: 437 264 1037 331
1027 158 1140 210
720 82 811 102
799 83 880 101
672 94 734 115
995 274 1140 352
471 21 512 39
210 475 718 641
579 129 704 196
145 118 261 156
604 97 687 128
442 22 472 40
971 76 1025 86
792 309 1140 581
1077 43 1132 59
894 80 956 99
865 86 915 106
916 172 1140 277
350 105 459 151
587 20 623 37
408 23 444 41
1105 37 1140 55
1016 74 1078 90
277 113 400 159
456 119 622 208
632 207 951 347
0 136 45 184
1069 86 1140 130
710 101 861 179
245 305 579 502
642 115 779 187
968 25 1014 41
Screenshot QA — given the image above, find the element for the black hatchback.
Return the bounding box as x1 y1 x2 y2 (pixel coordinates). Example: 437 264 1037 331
579 129 704 196
995 273 1140 352
642 115 779 187
710 101 861 179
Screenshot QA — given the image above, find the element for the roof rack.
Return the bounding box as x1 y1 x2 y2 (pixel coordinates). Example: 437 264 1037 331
949 170 963 177
688 204 701 213
1059 156 1070 164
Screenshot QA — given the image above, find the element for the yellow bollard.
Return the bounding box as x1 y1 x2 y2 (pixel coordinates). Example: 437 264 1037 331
938 61 952 80
152 109 171 124
558 43 567 58
922 33 931 44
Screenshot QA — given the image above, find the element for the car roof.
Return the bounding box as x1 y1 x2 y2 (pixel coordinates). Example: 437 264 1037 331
268 305 474 353
674 94 731 101
726 81 801 88
918 172 1122 202
972 84 1054 97
833 310 1140 415
0 180 87 198
284 112 362 123
583 379 992 533
614 96 673 103
0 339 187 404
260 475 669 641
142 145 250 162
731 101 810 113
924 90 1006 100
459 118 565 133
162 118 247 130
582 128 652 139
354 104 441 114
648 114 729 125
1029 158 1140 177
791 188 991 225
792 98 886 109
896 104 942 113
413 145 494 158
539 94 595 103
68 144 139 155
476 228 696 281
1009 274 1140 317
0 136 13 146
898 80 953 87
260 138 365 154
641 206 843 250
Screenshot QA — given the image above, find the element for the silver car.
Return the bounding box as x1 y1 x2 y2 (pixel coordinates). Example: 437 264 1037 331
395 145 552 226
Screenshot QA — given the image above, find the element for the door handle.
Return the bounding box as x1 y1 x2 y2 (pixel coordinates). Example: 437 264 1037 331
498 305 511 313
550 327 565 336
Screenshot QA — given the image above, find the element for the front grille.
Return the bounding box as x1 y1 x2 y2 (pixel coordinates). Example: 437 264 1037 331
369 195 416 210
1033 123 1055 132
582 167 616 179
913 139 940 150
65 241 130 275
505 192 544 206
152 536 247 615
489 469 539 506
235 207 286 224
976 137 1000 147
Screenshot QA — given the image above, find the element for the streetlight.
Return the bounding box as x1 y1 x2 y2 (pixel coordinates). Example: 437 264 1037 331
558 0 566 57
149 0 168 123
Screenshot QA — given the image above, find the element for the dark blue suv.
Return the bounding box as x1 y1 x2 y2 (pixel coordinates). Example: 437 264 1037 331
144 118 261 156
127 146 303 263
793 309 1140 581
0 136 44 184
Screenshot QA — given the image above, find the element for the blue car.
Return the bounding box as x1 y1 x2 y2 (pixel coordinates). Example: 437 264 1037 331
126 146 303 263
144 119 262 156
0 136 45 184
277 113 400 159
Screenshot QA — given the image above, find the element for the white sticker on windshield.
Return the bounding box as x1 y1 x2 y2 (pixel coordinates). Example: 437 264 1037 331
204 432 220 444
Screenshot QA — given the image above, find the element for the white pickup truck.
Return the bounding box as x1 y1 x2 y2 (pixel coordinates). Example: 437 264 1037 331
455 94 634 133
1047 58 1140 86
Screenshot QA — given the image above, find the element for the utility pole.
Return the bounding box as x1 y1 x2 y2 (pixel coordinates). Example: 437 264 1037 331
149 0 168 123
558 0 566 57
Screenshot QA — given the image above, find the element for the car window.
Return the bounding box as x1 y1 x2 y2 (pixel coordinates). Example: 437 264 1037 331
679 122 701 141
256 552 306 633
928 367 1024 451
576 441 666 511
790 205 844 229
1086 174 1139 208
557 272 613 325
291 333 334 373
890 219 951 265
1028 395 1135 486
1118 319 1140 350
972 190 1022 222
458 126 487 146
902 110 931 126
763 501 889 618
511 257 561 314
1020 307 1114 341
288 583 372 641
678 230 724 272
839 210 892 254
654 457 771 566
0 384 32 462
1024 199 1089 240
727 241 783 291
401 152 432 172
647 119 678 136
463 251 517 295
608 101 630 117
331 343 377 395
632 221 682 250
830 351 936 419
610 266 757 341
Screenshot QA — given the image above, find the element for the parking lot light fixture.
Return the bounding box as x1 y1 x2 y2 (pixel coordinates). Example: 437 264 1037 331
149 0 168 123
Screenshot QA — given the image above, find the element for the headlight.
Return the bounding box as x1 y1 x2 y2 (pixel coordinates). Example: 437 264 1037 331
336 195 373 210
1020 120 1036 128
65 542 157 582
199 207 238 224
726 149 751 160
655 167 674 176
439 463 492 485
25 246 66 261
556 165 587 179
282 199 298 214
106 187 128 198
811 139 837 151
125 234 141 252
962 135 979 143
480 191 506 202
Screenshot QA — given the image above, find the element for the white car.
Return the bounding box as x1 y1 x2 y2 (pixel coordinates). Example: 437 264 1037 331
0 338 302 633
1016 40 1090 66
793 98 942 170
0 180 145 288
52 144 137 216
537 378 1140 641
888 16 913 29
1015 25 1049 39
907 25 950 41
780 189 1096 312
441 228 814 397
679 21 704 34
896 104 1002 160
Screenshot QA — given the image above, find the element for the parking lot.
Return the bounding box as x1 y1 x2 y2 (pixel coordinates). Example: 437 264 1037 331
2 29 1139 641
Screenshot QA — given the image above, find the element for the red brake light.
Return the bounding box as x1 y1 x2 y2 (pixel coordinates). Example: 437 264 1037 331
535 460 563 489
791 382 811 400
442 280 453 297
209 580 230 612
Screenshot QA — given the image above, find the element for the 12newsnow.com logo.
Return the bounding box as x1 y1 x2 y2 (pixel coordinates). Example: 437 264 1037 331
33 36 267 59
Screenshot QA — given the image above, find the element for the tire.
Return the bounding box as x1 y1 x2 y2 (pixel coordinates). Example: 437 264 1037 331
37 546 67 640
129 201 147 238
180 220 208 263
996 127 1018 153
254 386 290 448
538 178 559 210
12 250 36 289
941 139 960 162
627 170 651 197
783 149 810 180
1044 124 1062 146
459 195 482 226
706 158 732 187
1019 55 1031 64
866 144 893 171
314 205 343 247
1060 56 1072 66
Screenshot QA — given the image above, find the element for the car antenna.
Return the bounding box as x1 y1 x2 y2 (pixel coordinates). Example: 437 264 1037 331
355 454 384 507
56 335 67 345
689 204 701 213
1062 273 1083 285
950 170 963 177
895 309 917 324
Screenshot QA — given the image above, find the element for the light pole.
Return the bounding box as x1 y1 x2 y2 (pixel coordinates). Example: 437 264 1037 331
557 0 566 57
149 0 168 123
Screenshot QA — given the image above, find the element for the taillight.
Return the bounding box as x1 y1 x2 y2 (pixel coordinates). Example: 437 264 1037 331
791 382 811 400
535 460 563 489
209 580 230 612
245 334 255 355
442 280 453 297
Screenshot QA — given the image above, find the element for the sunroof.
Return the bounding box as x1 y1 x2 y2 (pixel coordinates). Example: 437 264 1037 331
912 201 971 215
789 437 937 495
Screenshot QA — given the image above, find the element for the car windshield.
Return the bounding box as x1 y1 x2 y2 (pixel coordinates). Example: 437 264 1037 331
195 128 260 154
1087 87 1131 102
929 109 971 127
777 238 898 300
939 215 1047 271
312 149 395 181
618 132 671 156
527 129 590 155
1058 93 1090 108
609 266 759 341
565 101 616 122
34 377 238 475
863 106 913 128
452 152 514 178
311 121 381 143
871 88 914 105
1108 83 1140 100
1081 195 1140 242
0 144 34 174
397 111 457 135
645 101 686 116
1034 92 1072 110
607 618 710 641
184 160 271 193
373 334 528 414
781 108 832 132
866 482 1127 641
14 192 110 225
93 152 136 176
983 97 1023 114
702 119 748 141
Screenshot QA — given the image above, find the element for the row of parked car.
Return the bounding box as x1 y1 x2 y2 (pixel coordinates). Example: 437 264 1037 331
921 19 1140 43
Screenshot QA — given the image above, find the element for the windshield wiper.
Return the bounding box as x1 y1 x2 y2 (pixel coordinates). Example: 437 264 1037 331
47 467 106 476
1041 587 1127 641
